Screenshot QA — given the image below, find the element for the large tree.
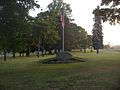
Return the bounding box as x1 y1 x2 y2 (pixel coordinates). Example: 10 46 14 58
0 0 39 61
46 0 73 52
92 6 103 54
79 28 88 53
32 10 59 57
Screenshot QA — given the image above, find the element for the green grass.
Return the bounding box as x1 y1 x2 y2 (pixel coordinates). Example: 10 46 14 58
0 50 120 90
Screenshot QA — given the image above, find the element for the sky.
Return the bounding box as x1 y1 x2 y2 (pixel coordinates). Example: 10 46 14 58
29 0 120 46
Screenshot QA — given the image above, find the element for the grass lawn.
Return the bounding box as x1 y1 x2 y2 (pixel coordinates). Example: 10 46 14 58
0 50 120 90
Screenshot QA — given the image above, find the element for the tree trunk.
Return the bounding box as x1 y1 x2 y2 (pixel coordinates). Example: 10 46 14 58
41 49 44 57
12 52 15 58
19 52 21 57
41 38 44 57
37 42 40 58
90 47 93 52
84 48 86 53
37 36 40 58
26 52 29 57
54 49 57 54
3 49 7 61
58 49 60 53
48 50 52 55
96 49 99 54
26 45 30 57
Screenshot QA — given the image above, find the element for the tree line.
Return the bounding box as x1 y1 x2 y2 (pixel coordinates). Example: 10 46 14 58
0 0 93 61
92 0 120 53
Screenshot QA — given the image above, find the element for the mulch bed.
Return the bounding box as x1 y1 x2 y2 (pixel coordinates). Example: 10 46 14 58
41 57 87 64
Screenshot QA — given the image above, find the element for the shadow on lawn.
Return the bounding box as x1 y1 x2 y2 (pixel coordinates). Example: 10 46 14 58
40 57 87 64
116 77 120 90
0 84 5 90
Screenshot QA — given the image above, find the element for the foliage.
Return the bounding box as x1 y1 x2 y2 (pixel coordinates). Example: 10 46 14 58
0 0 91 60
47 0 73 51
87 35 92 48
101 0 120 7
0 0 39 60
93 0 120 24
79 29 88 49
92 6 103 53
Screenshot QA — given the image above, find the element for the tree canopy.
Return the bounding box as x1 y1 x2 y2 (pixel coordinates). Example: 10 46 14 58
92 7 103 53
0 0 39 60
93 0 120 24
0 0 92 61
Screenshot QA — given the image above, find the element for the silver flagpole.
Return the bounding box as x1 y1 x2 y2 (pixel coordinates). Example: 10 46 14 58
63 25 64 51
62 0 64 52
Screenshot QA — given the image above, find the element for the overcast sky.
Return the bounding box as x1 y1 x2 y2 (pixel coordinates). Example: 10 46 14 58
30 0 120 46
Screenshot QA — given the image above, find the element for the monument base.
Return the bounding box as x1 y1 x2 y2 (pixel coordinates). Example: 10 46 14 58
56 51 72 61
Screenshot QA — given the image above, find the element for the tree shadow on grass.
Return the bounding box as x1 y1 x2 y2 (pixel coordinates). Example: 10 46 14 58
115 76 120 90
40 57 87 64
0 84 5 90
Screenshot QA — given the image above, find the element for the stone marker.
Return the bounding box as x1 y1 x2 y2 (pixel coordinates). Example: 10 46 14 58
56 51 72 61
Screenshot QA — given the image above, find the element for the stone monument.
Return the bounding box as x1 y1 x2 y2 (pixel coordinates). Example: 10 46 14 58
56 51 72 61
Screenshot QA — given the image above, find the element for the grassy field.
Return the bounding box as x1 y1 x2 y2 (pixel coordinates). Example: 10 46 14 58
0 50 120 90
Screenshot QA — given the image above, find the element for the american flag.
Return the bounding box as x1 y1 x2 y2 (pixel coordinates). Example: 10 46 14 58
60 8 64 28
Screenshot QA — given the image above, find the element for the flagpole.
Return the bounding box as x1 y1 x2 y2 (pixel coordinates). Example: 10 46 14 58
62 0 64 52
62 26 64 51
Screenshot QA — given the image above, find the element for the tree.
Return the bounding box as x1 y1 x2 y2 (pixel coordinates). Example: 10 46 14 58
47 0 72 52
64 22 77 51
92 6 103 54
87 35 93 52
0 0 39 61
93 0 120 24
32 10 59 57
79 28 88 53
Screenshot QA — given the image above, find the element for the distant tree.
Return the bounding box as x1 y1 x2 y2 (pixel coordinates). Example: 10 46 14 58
92 6 103 54
79 29 88 53
64 23 78 51
31 0 87 55
93 1 120 52
32 10 59 57
87 35 93 52
104 45 111 49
